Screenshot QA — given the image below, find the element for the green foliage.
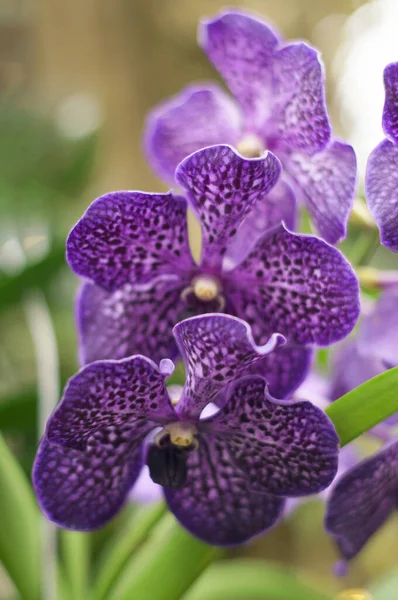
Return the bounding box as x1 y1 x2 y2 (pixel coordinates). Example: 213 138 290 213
183 560 333 600
108 513 222 600
0 434 40 600
325 367 398 446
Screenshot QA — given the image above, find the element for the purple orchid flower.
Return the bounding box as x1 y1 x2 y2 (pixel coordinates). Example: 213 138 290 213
325 439 398 570
144 10 357 245
67 145 360 400
366 63 398 251
33 314 339 545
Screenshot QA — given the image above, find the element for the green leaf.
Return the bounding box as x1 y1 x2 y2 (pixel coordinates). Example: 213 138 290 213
90 503 165 600
0 244 65 312
183 560 332 600
0 434 40 600
61 531 90 600
325 367 398 446
108 514 222 600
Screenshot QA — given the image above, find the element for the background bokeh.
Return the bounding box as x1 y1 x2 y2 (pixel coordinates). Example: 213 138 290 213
1 0 398 598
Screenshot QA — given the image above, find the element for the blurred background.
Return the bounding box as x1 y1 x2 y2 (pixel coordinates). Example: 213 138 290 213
1 0 398 598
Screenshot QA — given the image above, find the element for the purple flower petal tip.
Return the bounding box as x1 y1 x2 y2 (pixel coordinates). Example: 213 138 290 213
227 224 360 347
333 560 348 577
144 84 243 183
325 440 398 562
382 62 398 144
66 191 194 291
286 141 357 244
175 144 281 269
199 10 280 129
365 139 398 252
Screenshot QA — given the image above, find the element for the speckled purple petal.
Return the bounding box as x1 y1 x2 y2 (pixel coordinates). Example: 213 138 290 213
33 436 144 530
268 43 331 155
285 141 357 244
205 376 338 496
67 192 194 291
173 313 284 419
164 434 285 545
382 62 398 143
199 10 280 129
77 276 187 365
176 144 281 269
226 224 360 346
325 440 398 562
144 84 242 184
218 345 313 403
46 356 176 451
365 139 398 251
226 179 297 265
357 288 398 366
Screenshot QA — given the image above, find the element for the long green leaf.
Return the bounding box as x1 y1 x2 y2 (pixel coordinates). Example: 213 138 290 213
0 244 65 312
90 503 165 600
325 367 398 446
61 531 90 600
0 434 40 600
108 514 222 600
183 560 332 600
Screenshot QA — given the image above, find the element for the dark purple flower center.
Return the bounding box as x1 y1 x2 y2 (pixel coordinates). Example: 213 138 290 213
146 436 196 489
179 273 225 320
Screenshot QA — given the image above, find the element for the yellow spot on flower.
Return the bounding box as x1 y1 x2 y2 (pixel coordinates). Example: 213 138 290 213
192 275 220 302
236 134 265 158
165 422 198 447
336 590 372 600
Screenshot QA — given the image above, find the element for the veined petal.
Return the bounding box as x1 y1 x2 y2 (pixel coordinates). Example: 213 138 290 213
285 141 357 244
164 433 285 545
365 138 398 252
199 10 280 129
225 179 297 265
173 313 284 419
325 440 398 562
176 144 281 269
46 356 176 451
205 376 339 496
77 276 186 365
144 84 242 184
226 224 360 346
268 42 331 155
382 62 398 143
67 191 194 291
33 436 144 530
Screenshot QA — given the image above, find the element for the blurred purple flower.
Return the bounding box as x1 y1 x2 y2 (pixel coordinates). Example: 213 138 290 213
68 144 359 399
325 439 398 569
330 287 398 426
366 63 398 251
145 10 357 244
33 314 339 545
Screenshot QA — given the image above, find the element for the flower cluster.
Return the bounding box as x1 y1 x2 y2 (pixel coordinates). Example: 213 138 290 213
32 7 398 561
